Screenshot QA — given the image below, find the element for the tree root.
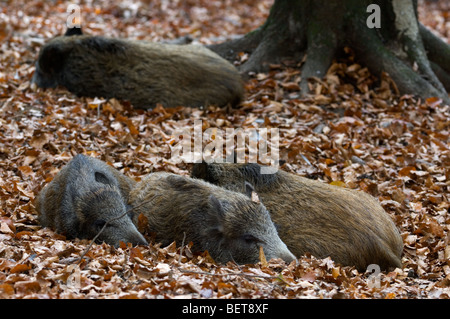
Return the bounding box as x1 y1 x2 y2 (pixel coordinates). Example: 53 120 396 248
299 37 337 95
419 23 450 74
419 23 450 91
208 29 302 76
430 61 450 91
298 1 343 95
208 1 449 104
208 29 264 64
402 35 446 94
208 0 307 77
351 25 450 104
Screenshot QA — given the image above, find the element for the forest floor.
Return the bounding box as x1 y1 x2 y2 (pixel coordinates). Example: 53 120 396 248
0 0 449 299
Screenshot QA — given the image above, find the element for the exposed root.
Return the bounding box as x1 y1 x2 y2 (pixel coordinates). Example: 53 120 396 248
391 0 446 94
208 1 449 104
402 34 446 94
430 61 450 91
207 28 264 63
209 27 305 79
351 26 450 104
299 2 342 95
419 23 450 75
299 45 336 95
240 35 305 75
209 0 307 77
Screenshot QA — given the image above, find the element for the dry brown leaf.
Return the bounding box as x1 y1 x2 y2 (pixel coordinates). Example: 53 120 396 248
0 0 448 300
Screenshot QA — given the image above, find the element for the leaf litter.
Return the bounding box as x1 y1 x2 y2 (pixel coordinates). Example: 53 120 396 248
0 0 449 299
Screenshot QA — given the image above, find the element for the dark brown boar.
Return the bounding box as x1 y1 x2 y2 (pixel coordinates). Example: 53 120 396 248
32 31 244 109
191 162 403 271
35 154 147 247
128 172 296 265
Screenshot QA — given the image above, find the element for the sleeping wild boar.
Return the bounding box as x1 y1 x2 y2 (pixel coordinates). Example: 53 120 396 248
191 162 403 271
32 28 244 109
35 154 147 247
128 172 296 265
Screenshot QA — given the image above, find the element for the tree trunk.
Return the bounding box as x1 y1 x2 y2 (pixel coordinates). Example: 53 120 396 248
209 0 450 104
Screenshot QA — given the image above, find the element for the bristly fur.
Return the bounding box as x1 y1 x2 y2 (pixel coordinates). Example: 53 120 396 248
128 172 295 264
191 162 404 271
35 155 147 247
32 33 244 109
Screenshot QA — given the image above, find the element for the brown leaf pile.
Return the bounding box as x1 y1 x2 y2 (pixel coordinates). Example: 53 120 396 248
0 0 449 299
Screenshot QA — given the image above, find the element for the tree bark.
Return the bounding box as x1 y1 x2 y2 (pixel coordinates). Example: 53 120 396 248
209 0 450 104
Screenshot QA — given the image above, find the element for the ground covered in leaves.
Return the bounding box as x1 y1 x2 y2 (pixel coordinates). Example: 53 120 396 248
0 0 449 299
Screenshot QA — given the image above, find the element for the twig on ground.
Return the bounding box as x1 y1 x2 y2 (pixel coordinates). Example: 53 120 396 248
75 195 160 264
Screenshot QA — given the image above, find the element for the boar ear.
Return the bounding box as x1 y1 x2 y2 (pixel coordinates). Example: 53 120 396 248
244 181 260 203
94 171 113 186
64 27 83 36
208 195 226 219
244 181 255 197
38 43 70 74
206 195 226 234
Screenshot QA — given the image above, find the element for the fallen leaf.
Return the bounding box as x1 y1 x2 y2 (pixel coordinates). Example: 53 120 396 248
259 246 268 268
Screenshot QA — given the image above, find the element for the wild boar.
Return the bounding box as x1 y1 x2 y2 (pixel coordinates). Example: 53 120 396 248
191 162 403 271
35 154 147 247
128 172 296 265
32 29 244 109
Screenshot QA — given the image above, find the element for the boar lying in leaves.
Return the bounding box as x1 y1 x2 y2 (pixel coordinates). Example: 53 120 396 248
32 28 244 109
191 162 404 271
35 154 147 247
128 172 296 264
36 155 295 265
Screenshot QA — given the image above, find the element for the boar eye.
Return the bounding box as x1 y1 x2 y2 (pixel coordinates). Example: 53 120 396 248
94 219 107 230
241 233 260 244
